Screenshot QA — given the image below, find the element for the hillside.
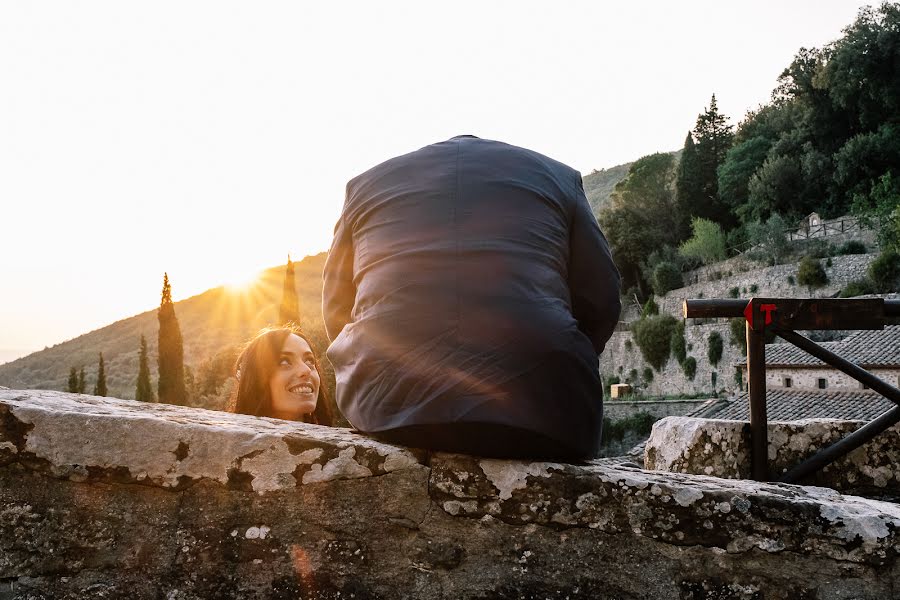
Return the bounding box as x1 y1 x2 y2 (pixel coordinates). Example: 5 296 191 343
582 149 681 217
581 161 632 215
0 253 329 401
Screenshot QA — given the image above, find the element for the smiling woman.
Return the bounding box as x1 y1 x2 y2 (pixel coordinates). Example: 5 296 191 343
229 326 333 425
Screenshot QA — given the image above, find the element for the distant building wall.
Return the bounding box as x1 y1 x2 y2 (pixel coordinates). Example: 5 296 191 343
753 367 900 392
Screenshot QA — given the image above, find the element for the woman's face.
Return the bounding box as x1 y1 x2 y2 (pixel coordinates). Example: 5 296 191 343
268 334 320 420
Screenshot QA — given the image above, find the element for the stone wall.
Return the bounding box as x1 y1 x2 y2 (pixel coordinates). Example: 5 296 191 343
602 253 886 398
646 416 900 498
2 390 899 599
603 398 717 422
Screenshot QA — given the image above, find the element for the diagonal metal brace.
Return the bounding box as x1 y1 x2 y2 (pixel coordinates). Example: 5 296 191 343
774 329 900 484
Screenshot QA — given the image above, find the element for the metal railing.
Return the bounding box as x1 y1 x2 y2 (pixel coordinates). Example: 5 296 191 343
683 297 900 482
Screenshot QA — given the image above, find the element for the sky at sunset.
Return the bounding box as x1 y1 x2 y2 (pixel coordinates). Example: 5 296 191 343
0 1 875 362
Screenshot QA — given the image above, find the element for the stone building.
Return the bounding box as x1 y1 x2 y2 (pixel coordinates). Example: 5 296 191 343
736 325 900 393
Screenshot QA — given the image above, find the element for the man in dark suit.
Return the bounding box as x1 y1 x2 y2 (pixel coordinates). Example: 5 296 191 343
323 135 621 460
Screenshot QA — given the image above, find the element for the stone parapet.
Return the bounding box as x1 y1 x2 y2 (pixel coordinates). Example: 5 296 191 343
646 416 900 497
1 390 899 599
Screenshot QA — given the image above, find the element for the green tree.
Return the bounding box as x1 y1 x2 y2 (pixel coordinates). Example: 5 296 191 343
869 249 900 293
676 132 703 223
599 153 683 294
135 334 155 402
797 256 829 291
93 352 108 397
77 367 86 394
278 254 300 325
691 94 735 227
851 172 900 253
679 217 727 267
746 213 789 265
67 367 78 393
157 273 187 406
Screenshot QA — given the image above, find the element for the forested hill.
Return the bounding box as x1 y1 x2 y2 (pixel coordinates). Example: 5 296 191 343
597 3 900 298
0 253 329 401
582 151 681 216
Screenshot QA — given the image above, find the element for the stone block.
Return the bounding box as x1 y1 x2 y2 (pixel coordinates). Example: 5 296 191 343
645 415 900 497
609 383 632 399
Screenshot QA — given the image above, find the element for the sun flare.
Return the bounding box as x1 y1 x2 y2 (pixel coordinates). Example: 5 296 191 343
222 268 262 293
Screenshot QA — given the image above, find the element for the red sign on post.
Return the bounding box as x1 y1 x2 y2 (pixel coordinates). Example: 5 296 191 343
744 300 777 329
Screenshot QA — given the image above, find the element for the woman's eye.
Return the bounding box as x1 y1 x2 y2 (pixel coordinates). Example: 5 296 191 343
279 357 292 366
304 357 316 367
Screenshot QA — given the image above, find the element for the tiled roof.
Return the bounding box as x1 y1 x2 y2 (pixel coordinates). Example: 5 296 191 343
762 325 900 368
692 389 896 422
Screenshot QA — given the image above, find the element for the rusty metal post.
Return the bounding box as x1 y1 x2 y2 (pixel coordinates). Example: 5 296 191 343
746 320 768 481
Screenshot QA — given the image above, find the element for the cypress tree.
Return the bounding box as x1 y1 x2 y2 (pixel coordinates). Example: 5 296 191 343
675 131 702 237
279 254 300 325
691 94 735 227
136 334 155 402
77 367 86 393
93 352 108 397
157 273 187 406
67 367 79 393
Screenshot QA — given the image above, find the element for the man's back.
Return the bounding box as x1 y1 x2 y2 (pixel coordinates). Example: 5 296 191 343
324 136 621 457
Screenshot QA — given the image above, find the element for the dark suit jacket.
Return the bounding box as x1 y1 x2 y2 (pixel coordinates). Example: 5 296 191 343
323 136 621 456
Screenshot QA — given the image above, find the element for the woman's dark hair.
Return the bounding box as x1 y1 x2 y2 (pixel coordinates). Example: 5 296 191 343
229 326 333 426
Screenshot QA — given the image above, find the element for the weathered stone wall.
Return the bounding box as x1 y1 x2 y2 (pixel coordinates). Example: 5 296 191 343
603 398 717 422
2 390 899 599
601 321 743 397
761 367 900 392
646 416 900 498
602 254 891 398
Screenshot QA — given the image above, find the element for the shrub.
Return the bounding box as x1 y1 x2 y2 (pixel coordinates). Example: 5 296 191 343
869 249 900 293
671 321 687 364
651 261 683 296
826 257 833 267
624 339 633 351
679 217 727 267
729 318 747 352
627 368 638 384
707 331 724 367
631 314 679 372
642 297 660 317
787 275 795 285
838 240 867 255
682 356 697 380
603 412 657 443
734 367 743 389
728 286 740 298
797 256 829 290
839 278 877 297
642 367 654 384
805 239 832 259
749 284 758 293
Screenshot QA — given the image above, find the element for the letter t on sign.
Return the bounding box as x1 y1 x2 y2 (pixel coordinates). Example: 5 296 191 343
743 300 778 330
